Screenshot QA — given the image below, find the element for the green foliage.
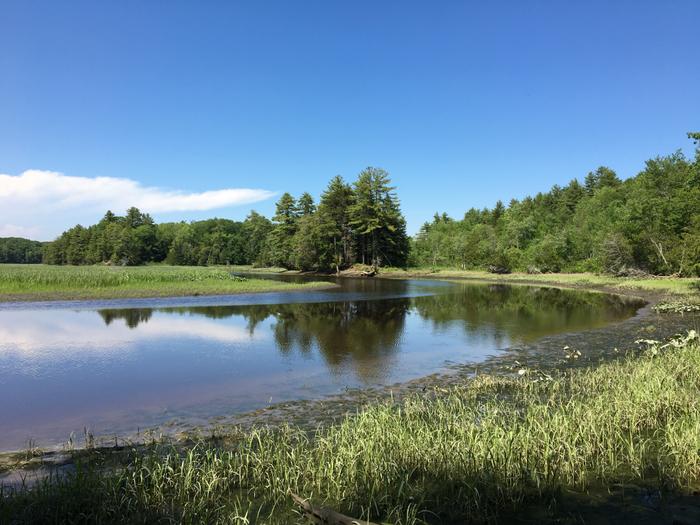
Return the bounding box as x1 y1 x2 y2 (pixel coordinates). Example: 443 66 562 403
0 237 44 263
45 210 271 268
317 175 355 272
349 167 409 269
36 137 698 275
42 168 410 273
414 139 700 276
0 265 329 301
3 332 700 523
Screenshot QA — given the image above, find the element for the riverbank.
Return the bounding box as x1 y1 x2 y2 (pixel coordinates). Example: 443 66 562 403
0 264 332 302
2 332 699 524
379 267 699 296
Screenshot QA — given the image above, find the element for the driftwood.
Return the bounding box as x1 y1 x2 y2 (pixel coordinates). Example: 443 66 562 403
290 493 379 525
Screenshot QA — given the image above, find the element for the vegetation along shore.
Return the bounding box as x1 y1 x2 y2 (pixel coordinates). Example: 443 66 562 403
2 331 700 524
2 137 699 279
0 137 698 522
0 264 330 303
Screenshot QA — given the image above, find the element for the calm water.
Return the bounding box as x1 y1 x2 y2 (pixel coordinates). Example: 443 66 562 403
0 277 644 451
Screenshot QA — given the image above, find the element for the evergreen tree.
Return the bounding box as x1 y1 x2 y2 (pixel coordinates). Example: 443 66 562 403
266 193 299 267
349 167 409 269
298 192 316 215
317 176 354 272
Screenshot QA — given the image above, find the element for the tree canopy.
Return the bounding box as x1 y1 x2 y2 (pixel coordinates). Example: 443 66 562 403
413 140 700 276
11 138 700 277
40 168 411 273
0 237 45 263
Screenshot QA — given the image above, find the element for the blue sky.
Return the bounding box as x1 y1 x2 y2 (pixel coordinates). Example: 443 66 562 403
1 0 698 240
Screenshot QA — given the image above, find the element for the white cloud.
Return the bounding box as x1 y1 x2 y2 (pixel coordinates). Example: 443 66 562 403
0 310 265 361
0 224 41 238
0 170 276 240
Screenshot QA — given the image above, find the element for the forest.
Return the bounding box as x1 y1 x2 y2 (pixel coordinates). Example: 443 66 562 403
10 137 700 277
413 145 700 276
0 237 45 263
41 167 410 272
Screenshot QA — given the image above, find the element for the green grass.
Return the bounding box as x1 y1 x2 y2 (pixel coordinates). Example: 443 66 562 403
2 332 699 523
0 264 330 302
229 265 296 274
381 267 700 295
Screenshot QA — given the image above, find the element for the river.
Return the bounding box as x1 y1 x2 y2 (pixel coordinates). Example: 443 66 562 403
0 276 644 451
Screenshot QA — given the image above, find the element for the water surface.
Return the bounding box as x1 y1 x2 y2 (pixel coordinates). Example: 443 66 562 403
0 277 644 451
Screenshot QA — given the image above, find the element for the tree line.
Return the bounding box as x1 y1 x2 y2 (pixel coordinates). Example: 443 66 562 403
7 136 700 276
413 136 700 276
0 237 45 263
42 167 410 272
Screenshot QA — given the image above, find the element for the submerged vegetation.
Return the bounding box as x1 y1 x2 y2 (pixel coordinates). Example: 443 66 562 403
2 332 699 523
0 264 329 302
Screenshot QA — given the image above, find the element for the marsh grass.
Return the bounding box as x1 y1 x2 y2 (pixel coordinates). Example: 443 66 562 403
2 332 699 523
0 264 329 301
380 267 700 295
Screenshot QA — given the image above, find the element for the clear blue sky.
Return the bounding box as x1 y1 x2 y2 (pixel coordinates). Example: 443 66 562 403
1 0 698 240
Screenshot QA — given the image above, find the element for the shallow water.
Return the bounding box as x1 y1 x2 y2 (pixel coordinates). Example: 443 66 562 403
0 276 644 451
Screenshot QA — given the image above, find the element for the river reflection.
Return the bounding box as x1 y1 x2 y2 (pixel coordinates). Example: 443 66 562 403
0 280 643 450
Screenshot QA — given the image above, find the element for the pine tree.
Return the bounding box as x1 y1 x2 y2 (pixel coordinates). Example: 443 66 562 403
318 176 355 272
298 192 316 215
267 193 299 267
349 167 409 269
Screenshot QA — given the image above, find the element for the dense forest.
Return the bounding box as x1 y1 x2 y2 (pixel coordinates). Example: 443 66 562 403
413 141 700 276
42 167 410 272
0 237 45 263
9 137 700 276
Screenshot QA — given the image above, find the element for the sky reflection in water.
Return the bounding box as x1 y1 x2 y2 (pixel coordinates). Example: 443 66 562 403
0 279 643 450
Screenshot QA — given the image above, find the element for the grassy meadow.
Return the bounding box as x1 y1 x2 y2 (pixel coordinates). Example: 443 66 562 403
0 264 330 302
2 332 699 523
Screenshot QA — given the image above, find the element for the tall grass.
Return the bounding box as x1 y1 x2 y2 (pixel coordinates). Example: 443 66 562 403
0 264 329 300
0 265 243 288
381 267 700 295
0 332 700 523
2 332 699 523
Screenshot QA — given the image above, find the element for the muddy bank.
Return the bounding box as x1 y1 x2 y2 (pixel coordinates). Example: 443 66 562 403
1 277 697 489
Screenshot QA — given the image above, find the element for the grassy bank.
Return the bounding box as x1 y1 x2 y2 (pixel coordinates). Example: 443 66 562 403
380 267 700 295
0 264 330 302
2 332 699 523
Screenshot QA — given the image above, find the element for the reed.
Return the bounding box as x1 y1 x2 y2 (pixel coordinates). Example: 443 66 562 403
2 332 699 523
380 267 700 295
0 264 329 301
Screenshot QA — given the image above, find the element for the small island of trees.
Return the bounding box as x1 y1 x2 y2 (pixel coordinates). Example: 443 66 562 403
41 167 410 272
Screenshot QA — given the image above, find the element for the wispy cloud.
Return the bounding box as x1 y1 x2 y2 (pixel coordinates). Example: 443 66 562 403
0 170 276 240
0 224 42 238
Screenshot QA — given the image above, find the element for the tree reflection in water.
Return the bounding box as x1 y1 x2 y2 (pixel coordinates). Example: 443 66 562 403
95 283 643 381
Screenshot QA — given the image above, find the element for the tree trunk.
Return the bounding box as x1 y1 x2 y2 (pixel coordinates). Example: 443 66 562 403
650 237 669 267
290 493 378 525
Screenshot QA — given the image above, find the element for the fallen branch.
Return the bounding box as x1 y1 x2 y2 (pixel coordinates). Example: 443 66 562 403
290 493 379 525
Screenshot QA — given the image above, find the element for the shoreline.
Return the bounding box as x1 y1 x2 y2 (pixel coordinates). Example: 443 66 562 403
374 268 697 303
4 330 700 523
0 280 336 304
0 264 335 304
1 271 697 487
1 274 694 458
